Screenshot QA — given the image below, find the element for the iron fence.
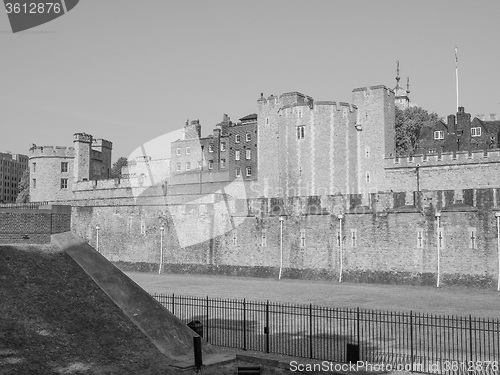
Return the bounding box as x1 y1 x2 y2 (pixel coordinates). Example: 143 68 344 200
153 293 499 374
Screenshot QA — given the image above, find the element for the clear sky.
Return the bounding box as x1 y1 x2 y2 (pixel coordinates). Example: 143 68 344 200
1 0 499 161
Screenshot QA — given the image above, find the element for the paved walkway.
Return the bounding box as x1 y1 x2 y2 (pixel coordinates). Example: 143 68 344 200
125 272 500 318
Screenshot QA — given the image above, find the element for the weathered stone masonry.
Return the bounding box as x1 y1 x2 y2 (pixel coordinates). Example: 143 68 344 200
69 187 500 288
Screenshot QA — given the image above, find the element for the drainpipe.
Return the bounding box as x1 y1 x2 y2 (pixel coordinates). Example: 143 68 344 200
435 212 441 288
159 225 165 275
279 215 286 280
496 212 500 291
95 224 100 253
338 214 344 283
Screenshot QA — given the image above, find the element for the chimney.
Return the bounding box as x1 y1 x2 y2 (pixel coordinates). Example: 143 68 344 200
447 114 456 133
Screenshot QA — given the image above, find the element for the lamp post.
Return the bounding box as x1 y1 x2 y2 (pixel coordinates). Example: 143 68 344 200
435 212 441 288
495 212 500 291
159 225 165 275
338 214 344 283
279 215 286 280
95 224 100 253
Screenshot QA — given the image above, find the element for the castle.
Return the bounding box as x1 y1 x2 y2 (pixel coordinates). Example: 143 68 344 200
29 133 112 202
20 82 500 288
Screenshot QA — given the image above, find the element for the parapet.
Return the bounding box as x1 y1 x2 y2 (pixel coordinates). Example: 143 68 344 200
352 85 394 96
29 146 75 158
73 133 93 143
92 138 113 150
386 149 500 169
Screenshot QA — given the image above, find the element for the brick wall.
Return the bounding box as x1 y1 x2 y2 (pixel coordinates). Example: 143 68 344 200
0 205 71 244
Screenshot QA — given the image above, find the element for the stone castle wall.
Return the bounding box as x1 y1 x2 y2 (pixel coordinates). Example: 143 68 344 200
69 187 500 288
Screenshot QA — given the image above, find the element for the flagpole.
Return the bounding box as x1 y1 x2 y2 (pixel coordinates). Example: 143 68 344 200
455 47 459 111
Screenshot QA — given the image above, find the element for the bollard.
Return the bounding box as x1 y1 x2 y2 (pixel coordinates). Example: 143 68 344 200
193 336 202 370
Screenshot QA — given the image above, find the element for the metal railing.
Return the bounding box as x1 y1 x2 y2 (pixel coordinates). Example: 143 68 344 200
153 293 500 374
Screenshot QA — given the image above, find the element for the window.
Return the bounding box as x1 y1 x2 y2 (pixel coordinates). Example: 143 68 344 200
176 147 181 155
471 127 481 137
140 218 146 235
300 230 306 247
468 228 477 249
235 167 241 177
246 166 252 176
220 159 226 169
61 178 68 189
265 117 269 125
220 142 226 151
186 147 191 154
185 162 191 171
235 134 241 143
261 229 267 246
235 150 241 161
33 162 36 172
417 229 424 248
351 229 357 247
176 163 181 172
246 149 251 160
232 231 237 246
434 131 444 140
297 126 305 139
208 143 214 153
208 160 213 170
32 179 36 189
61 162 68 173
365 147 370 158
246 133 251 142
366 172 370 183
298 109 302 118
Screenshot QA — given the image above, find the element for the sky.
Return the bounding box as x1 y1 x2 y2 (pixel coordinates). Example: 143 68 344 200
1 0 499 162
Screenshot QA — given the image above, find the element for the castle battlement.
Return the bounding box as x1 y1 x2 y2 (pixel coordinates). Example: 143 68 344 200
73 132 92 143
386 149 500 169
92 138 113 149
29 146 75 158
352 85 394 97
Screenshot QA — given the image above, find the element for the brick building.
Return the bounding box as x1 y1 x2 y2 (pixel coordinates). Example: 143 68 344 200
0 152 28 203
169 114 258 191
415 107 500 154
29 133 112 202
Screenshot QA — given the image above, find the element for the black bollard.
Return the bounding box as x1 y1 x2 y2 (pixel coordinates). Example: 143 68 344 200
193 336 202 370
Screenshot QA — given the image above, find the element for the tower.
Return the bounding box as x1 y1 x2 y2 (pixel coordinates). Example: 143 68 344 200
73 133 92 182
352 85 395 194
393 61 411 110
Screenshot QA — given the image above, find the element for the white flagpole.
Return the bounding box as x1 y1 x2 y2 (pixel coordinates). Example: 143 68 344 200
455 47 459 111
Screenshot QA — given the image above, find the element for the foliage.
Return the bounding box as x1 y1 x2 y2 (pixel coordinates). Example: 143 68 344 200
110 157 128 178
16 168 30 203
395 106 438 156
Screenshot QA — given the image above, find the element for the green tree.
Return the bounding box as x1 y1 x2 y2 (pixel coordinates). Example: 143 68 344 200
16 168 30 203
110 157 128 178
395 106 438 156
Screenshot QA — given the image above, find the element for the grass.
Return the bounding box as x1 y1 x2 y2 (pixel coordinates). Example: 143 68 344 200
0 244 309 374
0 244 185 374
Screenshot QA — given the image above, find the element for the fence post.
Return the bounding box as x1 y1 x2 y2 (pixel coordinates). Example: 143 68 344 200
410 310 414 373
469 315 473 363
266 300 270 354
171 293 175 315
243 298 247 351
309 303 313 359
206 296 210 343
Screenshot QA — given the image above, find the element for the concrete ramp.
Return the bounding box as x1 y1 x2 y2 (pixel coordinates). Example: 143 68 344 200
51 232 232 368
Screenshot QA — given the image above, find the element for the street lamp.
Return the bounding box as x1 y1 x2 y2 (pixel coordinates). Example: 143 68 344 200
95 224 100 253
495 212 500 291
338 214 344 283
159 225 165 275
278 215 286 280
435 212 441 288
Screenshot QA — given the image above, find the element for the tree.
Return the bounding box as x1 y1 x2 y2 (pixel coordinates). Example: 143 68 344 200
395 106 438 156
16 168 30 203
110 157 128 178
